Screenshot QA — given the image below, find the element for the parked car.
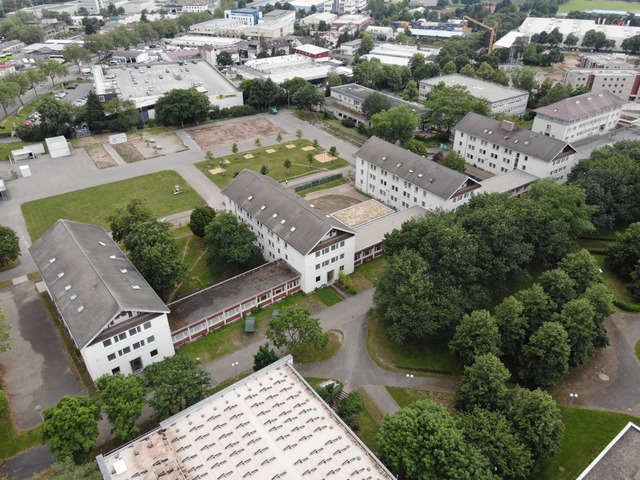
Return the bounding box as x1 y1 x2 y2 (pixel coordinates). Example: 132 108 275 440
66 83 78 90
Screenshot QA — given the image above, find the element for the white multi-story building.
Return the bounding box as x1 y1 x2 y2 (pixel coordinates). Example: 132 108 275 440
29 220 175 382
532 90 624 143
77 0 104 14
454 112 578 183
563 69 640 102
324 0 366 14
419 74 529 117
222 170 356 293
355 136 483 211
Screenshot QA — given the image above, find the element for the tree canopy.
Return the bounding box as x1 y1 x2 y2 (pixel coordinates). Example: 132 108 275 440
423 83 490 135
188 205 216 237
266 306 327 351
42 396 101 463
204 212 263 268
370 105 420 146
361 92 391 119
155 88 210 127
291 83 324 111
96 373 147 440
145 354 210 419
0 225 20 267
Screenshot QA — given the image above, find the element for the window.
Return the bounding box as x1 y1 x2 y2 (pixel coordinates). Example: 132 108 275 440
133 340 145 350
103 339 112 348
118 332 127 341
111 367 121 374
315 276 321 282
107 353 116 362
147 335 155 344
143 322 151 330
129 326 141 336
150 349 158 358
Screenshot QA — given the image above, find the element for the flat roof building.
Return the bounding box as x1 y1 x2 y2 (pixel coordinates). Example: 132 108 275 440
579 54 632 70
419 74 529 117
301 12 338 29
362 43 440 67
577 422 640 480
563 68 640 102
235 53 351 84
97 356 396 480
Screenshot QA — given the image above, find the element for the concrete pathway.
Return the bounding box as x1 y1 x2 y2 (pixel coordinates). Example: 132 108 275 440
102 143 126 166
363 385 401 415
176 130 201 152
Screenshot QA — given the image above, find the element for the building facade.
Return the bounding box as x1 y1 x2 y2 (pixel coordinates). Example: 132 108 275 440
29 220 175 381
454 112 578 183
222 170 356 293
419 74 529 116
77 0 104 14
324 0 367 14
355 136 483 211
532 90 624 143
563 68 640 102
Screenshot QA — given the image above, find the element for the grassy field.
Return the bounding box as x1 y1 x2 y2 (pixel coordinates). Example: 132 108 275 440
297 177 350 197
592 254 636 304
0 141 28 162
557 0 640 13
0 388 43 460
356 387 384 453
194 140 350 189
386 386 455 413
0 94 52 132
367 313 460 375
22 171 204 240
294 329 342 363
537 408 640 480
314 286 342 306
354 257 388 286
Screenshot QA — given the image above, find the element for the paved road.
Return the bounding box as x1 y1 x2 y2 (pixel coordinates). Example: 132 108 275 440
0 446 53 480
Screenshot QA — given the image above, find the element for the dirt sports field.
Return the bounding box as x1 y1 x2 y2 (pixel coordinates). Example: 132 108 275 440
187 117 285 150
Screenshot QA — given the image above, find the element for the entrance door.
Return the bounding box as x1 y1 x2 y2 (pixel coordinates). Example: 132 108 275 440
327 270 334 283
130 357 143 374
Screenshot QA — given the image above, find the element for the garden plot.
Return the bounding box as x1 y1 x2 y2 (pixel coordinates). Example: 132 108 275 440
187 117 285 149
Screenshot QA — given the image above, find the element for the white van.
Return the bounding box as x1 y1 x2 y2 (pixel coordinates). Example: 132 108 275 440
81 67 92 74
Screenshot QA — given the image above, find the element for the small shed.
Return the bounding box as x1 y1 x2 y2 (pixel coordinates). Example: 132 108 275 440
45 136 71 158
10 148 35 162
244 316 256 333
0 179 7 198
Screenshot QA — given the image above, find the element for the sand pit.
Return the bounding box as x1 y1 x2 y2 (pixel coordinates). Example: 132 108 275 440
286 144 296 149
86 144 117 169
208 168 226 175
187 117 285 150
301 146 316 151
244 153 254 159
332 199 394 227
265 148 276 153
315 153 337 163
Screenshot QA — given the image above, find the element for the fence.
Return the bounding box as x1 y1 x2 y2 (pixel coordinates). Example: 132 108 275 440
294 173 343 192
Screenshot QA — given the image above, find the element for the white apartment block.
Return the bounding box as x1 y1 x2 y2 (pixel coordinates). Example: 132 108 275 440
29 220 175 382
222 170 356 293
563 69 640 103
355 136 483 211
77 0 103 14
532 90 624 143
324 0 367 15
419 74 529 117
454 112 578 183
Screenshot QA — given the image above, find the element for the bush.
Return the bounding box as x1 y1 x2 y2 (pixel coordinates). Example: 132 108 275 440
15 124 45 142
613 299 640 312
338 271 356 295
357 123 370 136
227 105 258 118
341 118 356 128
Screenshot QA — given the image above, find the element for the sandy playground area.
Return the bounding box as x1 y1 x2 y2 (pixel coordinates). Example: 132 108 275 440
187 117 285 150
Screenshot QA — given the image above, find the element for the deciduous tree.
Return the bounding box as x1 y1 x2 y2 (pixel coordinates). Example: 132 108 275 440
440 150 466 173
362 92 391 119
557 249 601 294
155 88 210 127
402 80 419 102
377 401 499 480
449 310 501 366
266 306 327 351
493 295 527 360
204 212 262 268
38 60 68 86
555 298 598 368
607 222 640 279
292 83 324 111
96 373 147 440
30 460 102 480
188 205 216 237
145 355 210 419
0 309 10 353
424 83 490 135
455 354 510 412
0 81 20 115
370 105 419 146
42 396 101 463
253 344 279 371
63 43 91 72
538 268 577 311
0 226 20 267
519 322 570 389
107 198 154 243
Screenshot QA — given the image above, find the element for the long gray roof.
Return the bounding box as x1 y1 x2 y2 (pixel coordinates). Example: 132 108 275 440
332 83 426 114
533 90 624 121
355 136 481 200
29 220 169 349
420 74 528 103
222 170 355 255
455 112 576 163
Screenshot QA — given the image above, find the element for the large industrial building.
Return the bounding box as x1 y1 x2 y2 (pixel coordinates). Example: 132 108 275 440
563 69 640 103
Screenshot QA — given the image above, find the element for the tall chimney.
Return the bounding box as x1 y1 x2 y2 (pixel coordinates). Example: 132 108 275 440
501 120 515 132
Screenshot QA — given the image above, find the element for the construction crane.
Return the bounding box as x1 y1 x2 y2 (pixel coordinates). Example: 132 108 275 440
463 16 498 53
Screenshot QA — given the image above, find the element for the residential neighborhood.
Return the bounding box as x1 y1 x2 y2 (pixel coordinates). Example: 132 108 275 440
0 0 639 478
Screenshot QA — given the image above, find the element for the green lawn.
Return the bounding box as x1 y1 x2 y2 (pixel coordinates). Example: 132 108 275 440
297 177 350 197
386 386 455 413
194 140 350 189
537 408 640 480
354 257 388 286
367 313 460 375
314 286 342 306
557 0 639 13
0 141 29 162
592 254 636 304
356 387 384 453
0 388 43 460
0 94 53 132
22 171 204 240
294 329 342 363
635 340 640 361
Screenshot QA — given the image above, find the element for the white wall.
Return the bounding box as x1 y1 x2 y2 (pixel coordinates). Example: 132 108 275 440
83 313 175 381
532 107 622 143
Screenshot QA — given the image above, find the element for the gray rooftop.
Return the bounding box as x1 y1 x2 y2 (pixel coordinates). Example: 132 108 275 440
29 220 169 349
222 170 355 255
480 169 540 193
455 112 577 163
534 90 624 121
168 260 300 331
578 422 640 480
354 206 427 252
356 136 481 200
420 74 528 103
332 83 425 114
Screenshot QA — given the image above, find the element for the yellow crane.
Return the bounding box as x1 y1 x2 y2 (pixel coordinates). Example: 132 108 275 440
463 16 498 53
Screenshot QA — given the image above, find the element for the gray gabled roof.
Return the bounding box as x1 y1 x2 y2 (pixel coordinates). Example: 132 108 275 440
533 90 624 121
355 136 481 200
221 170 355 255
29 220 169 349
455 112 576 163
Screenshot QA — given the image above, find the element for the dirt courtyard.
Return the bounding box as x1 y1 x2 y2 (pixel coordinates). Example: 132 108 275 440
187 117 285 150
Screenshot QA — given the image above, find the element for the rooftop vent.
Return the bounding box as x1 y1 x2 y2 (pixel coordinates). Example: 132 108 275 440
418 173 423 177
381 156 387 161
64 284 71 291
290 227 296 232
77 305 84 313
99 241 106 246
429 178 434 183
575 100 580 104
110 255 117 259
396 163 401 167
49 257 56 264
272 213 278 218
309 204 315 208
524 141 529 145
132 285 141 290
70 294 77 301
587 97 592 100
248 196 253 201
280 219 286 224
501 120 515 132
409 169 413 173
57 272 65 278
514 139 519 143
120 268 128 274
488 130 493 135
261 205 266 210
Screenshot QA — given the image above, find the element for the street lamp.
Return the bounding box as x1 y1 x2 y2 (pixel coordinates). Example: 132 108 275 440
35 405 44 422
569 393 578 407
405 374 414 379
232 361 239 378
